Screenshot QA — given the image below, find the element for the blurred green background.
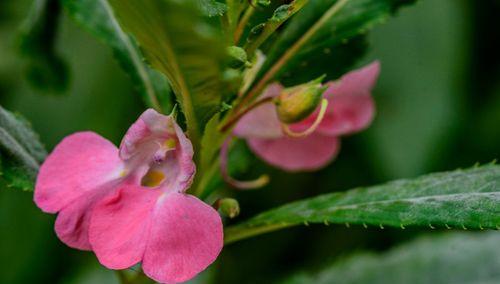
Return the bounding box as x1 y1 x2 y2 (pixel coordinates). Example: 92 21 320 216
0 0 499 283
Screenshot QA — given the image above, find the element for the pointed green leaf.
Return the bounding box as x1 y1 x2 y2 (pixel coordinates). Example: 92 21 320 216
0 106 47 191
225 164 500 244
61 0 172 112
107 0 227 146
18 0 69 94
255 0 416 86
281 232 500 284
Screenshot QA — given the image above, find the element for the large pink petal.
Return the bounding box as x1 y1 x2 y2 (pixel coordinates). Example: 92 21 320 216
233 84 283 139
292 62 379 136
34 132 122 213
248 133 340 172
142 193 223 284
54 184 117 250
89 182 160 269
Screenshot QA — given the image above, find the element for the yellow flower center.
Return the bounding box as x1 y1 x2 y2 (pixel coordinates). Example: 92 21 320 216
164 138 177 149
141 169 165 187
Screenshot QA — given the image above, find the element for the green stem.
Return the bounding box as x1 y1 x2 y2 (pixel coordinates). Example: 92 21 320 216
194 154 221 198
116 270 131 284
219 96 273 132
224 223 295 245
234 4 255 44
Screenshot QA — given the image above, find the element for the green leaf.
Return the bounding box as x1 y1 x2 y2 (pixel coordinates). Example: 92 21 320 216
280 35 368 86
61 0 173 112
256 0 416 86
0 106 47 191
107 0 227 147
199 114 225 175
198 0 228 17
280 232 500 284
244 0 309 56
224 164 500 244
18 0 69 94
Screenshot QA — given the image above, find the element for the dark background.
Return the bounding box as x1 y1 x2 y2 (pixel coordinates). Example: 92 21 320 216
0 0 499 283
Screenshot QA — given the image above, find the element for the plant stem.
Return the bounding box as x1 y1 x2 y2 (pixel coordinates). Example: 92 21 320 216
234 5 255 44
219 96 273 132
195 156 221 199
116 270 131 284
224 223 295 245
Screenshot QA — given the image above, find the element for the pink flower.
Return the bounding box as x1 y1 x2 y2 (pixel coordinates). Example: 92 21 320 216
234 62 380 172
34 109 223 284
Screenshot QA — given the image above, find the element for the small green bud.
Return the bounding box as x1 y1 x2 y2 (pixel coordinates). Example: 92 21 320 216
217 198 240 219
226 46 248 69
275 76 327 124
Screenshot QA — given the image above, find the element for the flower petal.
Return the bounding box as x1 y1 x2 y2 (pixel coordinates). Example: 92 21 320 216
54 184 117 250
234 84 283 139
119 108 175 160
89 182 160 270
317 93 375 136
34 132 122 213
248 133 340 172
167 121 196 193
142 193 223 284
325 61 380 99
292 62 379 136
118 109 195 194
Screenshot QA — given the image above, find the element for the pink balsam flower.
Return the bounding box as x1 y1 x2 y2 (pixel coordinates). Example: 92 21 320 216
234 62 380 172
34 109 223 284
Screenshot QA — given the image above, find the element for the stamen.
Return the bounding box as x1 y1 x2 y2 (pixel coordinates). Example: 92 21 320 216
281 98 329 138
141 170 165 187
220 137 269 190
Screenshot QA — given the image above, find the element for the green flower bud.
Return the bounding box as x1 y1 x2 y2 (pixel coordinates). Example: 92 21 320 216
275 76 327 124
227 46 248 69
217 198 240 219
